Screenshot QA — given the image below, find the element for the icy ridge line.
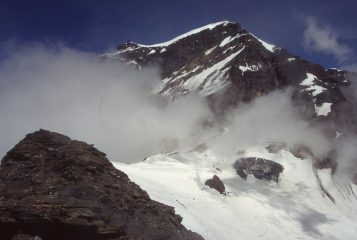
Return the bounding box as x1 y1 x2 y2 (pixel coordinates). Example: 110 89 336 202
137 21 233 48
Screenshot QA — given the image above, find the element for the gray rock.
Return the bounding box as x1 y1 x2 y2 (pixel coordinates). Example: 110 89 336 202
205 175 225 194
233 157 284 182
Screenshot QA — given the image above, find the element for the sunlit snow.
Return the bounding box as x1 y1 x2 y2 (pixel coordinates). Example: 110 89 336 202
249 33 275 52
239 63 261 73
315 103 332 116
114 147 357 240
138 21 232 47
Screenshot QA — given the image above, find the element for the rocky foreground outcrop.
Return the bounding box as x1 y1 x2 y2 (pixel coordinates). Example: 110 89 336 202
0 129 203 240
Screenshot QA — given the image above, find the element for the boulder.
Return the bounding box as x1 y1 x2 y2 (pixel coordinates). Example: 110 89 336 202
233 157 284 182
205 175 225 194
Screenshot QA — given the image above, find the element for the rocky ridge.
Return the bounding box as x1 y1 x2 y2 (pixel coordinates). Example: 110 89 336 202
0 129 203 240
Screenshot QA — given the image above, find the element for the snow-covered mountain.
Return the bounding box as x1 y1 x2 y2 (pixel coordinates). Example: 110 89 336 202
102 21 353 129
102 21 357 239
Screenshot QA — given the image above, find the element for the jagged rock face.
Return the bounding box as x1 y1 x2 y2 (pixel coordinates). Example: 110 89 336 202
204 175 225 194
102 21 352 128
0 130 203 240
233 157 284 182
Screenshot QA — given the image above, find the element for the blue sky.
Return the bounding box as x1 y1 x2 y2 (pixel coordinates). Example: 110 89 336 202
1 0 356 68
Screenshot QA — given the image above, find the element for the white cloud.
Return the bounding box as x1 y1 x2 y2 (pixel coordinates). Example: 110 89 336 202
0 43 213 163
207 90 332 161
303 17 352 62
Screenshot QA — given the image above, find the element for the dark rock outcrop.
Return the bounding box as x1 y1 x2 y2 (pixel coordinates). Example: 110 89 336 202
289 144 338 173
204 175 225 194
233 157 284 182
0 129 203 240
11 234 42 240
289 144 315 160
265 142 287 154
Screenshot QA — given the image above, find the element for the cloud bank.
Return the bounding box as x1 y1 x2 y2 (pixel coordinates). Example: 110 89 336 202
0 43 212 162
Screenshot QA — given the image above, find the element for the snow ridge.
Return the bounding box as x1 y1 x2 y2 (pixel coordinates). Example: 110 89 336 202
249 33 276 52
138 21 232 48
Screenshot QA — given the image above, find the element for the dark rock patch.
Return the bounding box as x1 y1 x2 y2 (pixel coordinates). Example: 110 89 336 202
205 175 225 194
265 142 287 154
0 129 204 240
233 157 284 182
11 234 42 240
289 144 314 160
289 145 337 174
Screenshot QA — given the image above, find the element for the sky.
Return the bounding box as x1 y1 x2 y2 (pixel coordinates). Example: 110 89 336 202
0 0 357 67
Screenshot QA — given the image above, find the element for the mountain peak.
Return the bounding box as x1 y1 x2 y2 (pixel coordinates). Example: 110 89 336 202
102 21 352 133
134 21 240 48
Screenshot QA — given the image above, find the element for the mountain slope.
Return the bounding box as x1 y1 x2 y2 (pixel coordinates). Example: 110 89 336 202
114 147 357 240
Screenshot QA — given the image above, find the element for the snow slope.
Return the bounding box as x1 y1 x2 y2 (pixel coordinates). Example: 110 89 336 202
113 147 357 240
158 47 245 96
300 73 332 116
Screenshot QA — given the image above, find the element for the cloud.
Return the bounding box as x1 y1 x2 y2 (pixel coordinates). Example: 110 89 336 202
333 69 357 182
0 43 213 163
207 90 332 162
205 88 357 183
303 17 352 62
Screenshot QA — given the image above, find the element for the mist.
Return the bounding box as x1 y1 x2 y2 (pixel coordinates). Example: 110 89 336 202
207 90 332 161
303 17 352 63
333 69 357 181
0 43 213 162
